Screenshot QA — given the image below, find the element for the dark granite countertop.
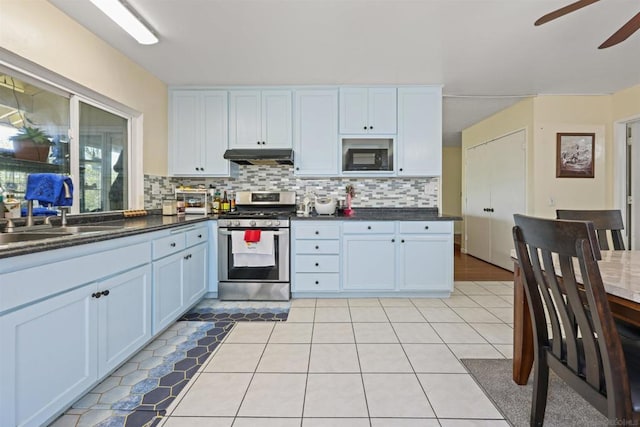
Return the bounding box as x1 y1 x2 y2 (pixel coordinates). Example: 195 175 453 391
0 213 211 260
0 208 460 259
293 208 462 221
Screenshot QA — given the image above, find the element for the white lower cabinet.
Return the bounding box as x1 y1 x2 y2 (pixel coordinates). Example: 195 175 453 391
292 222 341 293
343 222 396 291
152 224 208 334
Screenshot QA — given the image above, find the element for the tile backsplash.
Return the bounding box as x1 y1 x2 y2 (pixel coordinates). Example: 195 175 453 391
144 165 439 210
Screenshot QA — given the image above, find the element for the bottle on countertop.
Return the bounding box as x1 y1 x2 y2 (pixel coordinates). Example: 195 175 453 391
212 189 221 214
230 191 236 212
221 191 230 213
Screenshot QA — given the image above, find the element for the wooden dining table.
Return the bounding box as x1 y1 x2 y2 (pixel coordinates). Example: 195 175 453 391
512 250 640 385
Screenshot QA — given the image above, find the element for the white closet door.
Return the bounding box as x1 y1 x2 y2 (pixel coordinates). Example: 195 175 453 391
465 143 491 262
489 130 526 271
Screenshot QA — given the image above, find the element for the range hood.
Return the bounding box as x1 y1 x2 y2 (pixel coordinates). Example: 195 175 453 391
223 148 294 166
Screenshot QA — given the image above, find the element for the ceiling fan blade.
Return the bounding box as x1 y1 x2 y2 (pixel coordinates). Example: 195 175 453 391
535 0 600 26
599 12 640 48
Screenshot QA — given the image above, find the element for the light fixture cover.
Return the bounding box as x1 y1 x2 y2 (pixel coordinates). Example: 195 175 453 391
90 0 158 45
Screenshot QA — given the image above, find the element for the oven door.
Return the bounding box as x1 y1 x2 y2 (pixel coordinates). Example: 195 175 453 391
218 227 289 283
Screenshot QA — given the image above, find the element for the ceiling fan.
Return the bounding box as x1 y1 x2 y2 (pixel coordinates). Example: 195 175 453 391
535 0 640 48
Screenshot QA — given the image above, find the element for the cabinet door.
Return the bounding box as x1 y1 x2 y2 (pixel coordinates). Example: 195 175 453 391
0 284 98 427
170 90 203 175
339 88 369 134
294 89 339 176
343 235 395 290
152 251 184 334
368 88 397 134
465 143 492 262
202 91 231 176
229 90 261 148
262 90 292 148
98 265 152 376
398 235 453 291
183 243 208 307
397 87 442 176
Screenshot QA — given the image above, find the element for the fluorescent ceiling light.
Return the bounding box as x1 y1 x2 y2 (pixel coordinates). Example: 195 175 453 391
90 0 158 45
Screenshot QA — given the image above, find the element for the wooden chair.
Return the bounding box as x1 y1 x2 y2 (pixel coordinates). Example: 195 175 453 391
556 209 626 250
513 214 640 426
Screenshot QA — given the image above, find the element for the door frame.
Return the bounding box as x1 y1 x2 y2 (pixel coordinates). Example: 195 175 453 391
614 114 640 248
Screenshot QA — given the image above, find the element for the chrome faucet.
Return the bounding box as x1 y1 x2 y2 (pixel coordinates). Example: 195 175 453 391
25 200 34 227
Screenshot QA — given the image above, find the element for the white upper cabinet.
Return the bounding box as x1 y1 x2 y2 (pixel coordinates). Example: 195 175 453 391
294 89 339 176
397 86 442 176
169 90 230 176
229 90 292 148
339 87 397 134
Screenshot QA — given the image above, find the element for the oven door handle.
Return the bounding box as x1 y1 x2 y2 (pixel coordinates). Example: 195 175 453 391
218 230 288 236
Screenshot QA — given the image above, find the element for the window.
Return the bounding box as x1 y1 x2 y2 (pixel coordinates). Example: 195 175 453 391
0 72 131 213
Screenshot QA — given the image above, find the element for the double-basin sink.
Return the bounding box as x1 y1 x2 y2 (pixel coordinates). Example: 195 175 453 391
0 224 124 244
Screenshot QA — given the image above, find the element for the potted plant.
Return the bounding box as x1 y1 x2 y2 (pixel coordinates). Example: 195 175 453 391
10 125 53 162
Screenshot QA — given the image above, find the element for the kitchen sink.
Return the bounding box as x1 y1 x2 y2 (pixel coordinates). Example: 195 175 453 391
0 232 73 244
48 225 124 233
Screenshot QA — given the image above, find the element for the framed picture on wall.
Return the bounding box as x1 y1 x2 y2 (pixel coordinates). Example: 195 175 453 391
556 132 595 178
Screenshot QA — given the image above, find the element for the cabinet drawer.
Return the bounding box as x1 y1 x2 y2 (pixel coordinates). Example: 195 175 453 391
399 221 452 234
295 224 340 239
185 227 208 247
294 273 340 291
296 255 340 273
343 221 395 234
296 240 340 254
153 234 186 259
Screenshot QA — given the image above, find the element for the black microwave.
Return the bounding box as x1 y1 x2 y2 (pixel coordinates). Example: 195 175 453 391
345 148 390 171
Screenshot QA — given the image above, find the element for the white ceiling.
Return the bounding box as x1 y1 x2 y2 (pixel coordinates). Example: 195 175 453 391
48 0 640 146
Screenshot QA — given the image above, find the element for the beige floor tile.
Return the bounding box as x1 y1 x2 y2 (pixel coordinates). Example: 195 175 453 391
469 323 513 345
379 298 414 307
269 323 313 343
238 373 307 417
384 306 427 322
348 298 382 307
314 306 351 322
392 323 442 343
418 307 464 323
357 343 413 372
257 343 310 372
291 298 316 307
349 306 389 322
439 420 509 427
417 373 502 419
485 307 514 323
312 322 355 343
363 373 435 418
493 344 513 358
442 295 481 308
452 307 502 323
162 417 233 427
233 418 301 427
403 344 466 373
447 343 505 359
430 323 487 344
309 343 360 373
287 307 316 322
49 415 80 427
303 419 370 427
223 322 274 344
410 298 447 308
172 373 252 416
370 419 440 427
353 322 399 343
315 298 349 307
303 373 368 417
455 282 494 295
204 343 265 372
469 295 512 308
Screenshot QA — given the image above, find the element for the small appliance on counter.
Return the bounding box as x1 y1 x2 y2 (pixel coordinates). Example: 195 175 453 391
314 196 336 215
175 188 210 215
162 199 178 216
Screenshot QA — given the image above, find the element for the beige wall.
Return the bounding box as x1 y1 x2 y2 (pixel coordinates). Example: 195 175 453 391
0 0 168 176
442 146 462 234
612 84 640 121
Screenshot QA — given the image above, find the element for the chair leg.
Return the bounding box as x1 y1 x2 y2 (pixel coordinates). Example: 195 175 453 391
530 353 549 427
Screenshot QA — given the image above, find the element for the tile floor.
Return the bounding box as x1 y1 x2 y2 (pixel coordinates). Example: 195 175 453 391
157 280 514 427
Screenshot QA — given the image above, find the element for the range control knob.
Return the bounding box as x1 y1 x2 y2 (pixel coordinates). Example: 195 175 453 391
232 220 240 227
265 220 273 226
274 220 280 226
250 220 256 227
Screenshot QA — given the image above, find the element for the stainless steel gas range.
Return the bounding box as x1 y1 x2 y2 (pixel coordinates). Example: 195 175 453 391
217 191 296 301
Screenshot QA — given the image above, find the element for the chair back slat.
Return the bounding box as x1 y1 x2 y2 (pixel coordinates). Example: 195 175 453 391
513 214 634 422
556 209 625 251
